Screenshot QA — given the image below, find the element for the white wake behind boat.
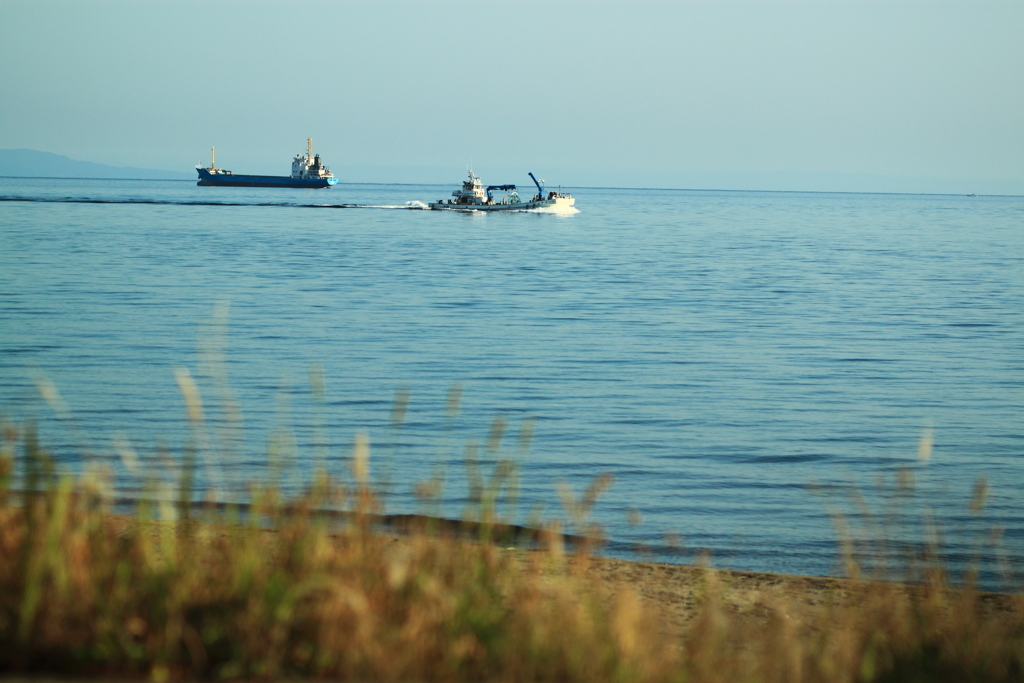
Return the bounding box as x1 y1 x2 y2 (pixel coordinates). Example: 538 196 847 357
429 170 575 212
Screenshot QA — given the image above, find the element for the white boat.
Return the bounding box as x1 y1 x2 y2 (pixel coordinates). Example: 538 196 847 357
429 170 575 212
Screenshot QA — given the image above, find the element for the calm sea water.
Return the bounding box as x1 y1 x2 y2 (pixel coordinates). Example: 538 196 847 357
1 176 1022 580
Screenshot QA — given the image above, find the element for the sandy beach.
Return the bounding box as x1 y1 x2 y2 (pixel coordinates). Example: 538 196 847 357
103 512 1022 641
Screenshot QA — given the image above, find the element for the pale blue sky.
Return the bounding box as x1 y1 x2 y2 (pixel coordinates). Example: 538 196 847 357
2 1 1021 192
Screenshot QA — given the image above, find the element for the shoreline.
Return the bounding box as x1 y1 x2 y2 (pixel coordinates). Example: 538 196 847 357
104 511 1021 638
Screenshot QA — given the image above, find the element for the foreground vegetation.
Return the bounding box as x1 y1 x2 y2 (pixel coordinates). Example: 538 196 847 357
1 416 1022 682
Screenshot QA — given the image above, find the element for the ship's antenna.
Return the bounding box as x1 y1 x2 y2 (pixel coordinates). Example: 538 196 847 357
307 137 312 161
211 146 215 170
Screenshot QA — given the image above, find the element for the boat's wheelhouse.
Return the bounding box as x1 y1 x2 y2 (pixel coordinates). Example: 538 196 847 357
449 170 487 205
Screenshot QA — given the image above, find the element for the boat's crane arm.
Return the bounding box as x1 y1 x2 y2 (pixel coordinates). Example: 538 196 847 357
528 172 545 197
486 184 516 202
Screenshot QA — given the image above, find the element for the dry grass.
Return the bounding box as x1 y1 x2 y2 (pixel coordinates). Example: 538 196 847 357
1 418 1022 682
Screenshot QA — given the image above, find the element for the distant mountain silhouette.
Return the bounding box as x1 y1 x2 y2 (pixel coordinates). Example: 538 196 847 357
0 149 192 180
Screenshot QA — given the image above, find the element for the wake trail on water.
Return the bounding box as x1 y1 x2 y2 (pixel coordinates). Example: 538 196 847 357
0 197 581 214
0 196 432 210
525 205 580 214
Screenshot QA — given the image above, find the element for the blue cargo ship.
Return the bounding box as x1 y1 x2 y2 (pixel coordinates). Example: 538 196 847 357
196 138 337 188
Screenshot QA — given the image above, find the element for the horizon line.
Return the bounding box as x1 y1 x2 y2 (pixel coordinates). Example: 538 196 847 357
1 175 1019 198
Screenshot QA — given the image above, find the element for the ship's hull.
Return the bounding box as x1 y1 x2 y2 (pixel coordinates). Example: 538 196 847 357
196 168 337 188
428 196 575 212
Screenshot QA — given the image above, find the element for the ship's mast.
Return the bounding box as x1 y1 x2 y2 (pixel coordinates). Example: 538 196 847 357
307 138 312 162
210 146 215 171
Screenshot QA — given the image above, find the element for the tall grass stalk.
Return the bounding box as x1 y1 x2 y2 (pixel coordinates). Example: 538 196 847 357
1 395 1022 680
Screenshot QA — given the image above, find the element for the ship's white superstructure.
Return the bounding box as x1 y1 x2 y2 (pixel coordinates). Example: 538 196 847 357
291 138 335 180
429 170 575 212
